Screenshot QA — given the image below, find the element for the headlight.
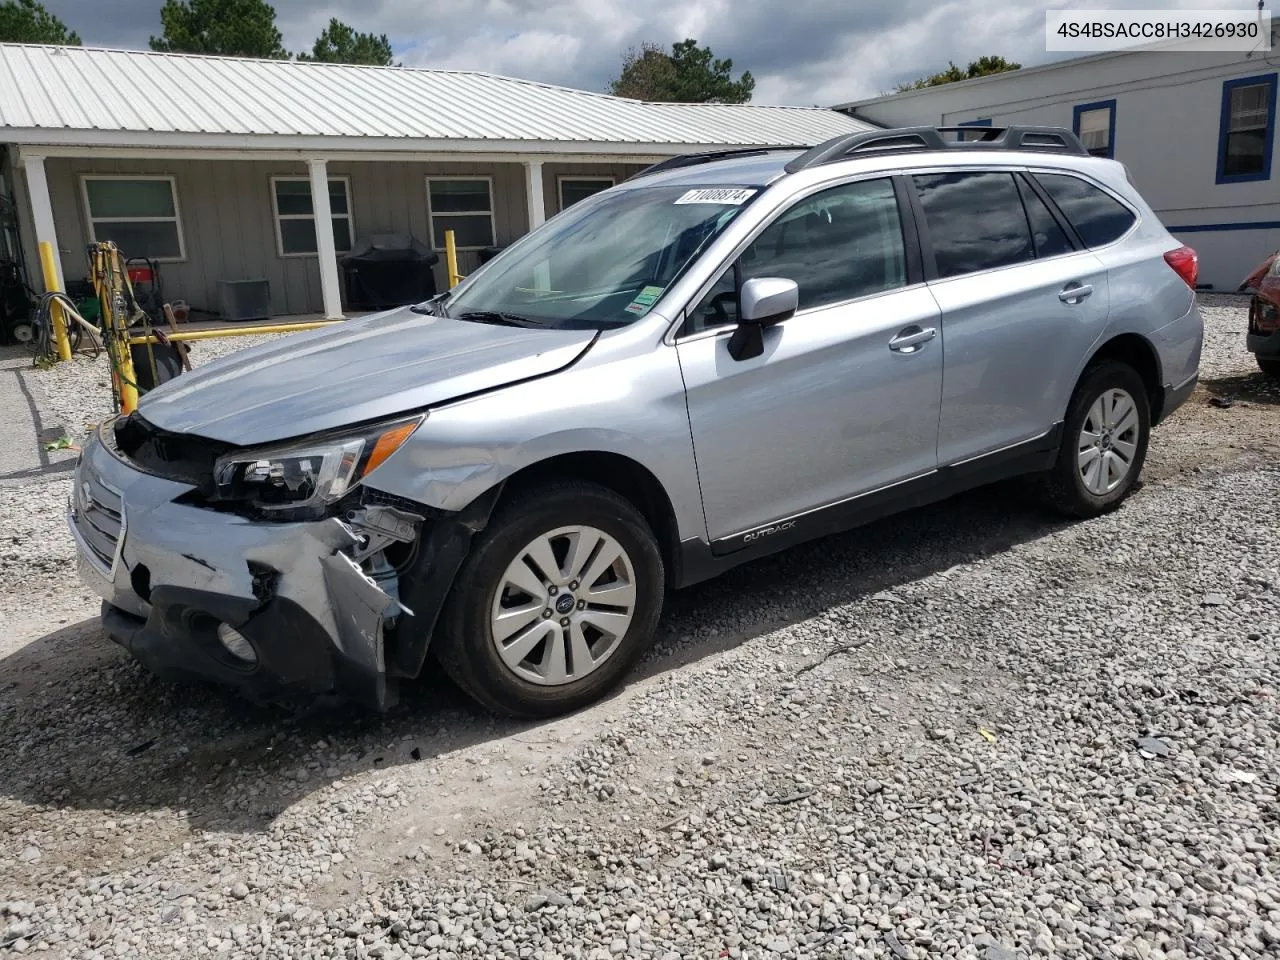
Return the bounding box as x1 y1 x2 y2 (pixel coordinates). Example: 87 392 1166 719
213 416 422 512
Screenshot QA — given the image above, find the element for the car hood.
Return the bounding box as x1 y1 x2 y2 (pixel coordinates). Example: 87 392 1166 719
137 306 597 446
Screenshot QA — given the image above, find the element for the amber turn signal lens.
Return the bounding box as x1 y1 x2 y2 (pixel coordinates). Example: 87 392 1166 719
363 420 419 476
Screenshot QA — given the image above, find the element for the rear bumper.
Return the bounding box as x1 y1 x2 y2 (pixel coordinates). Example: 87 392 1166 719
1159 372 1197 423
1248 330 1280 358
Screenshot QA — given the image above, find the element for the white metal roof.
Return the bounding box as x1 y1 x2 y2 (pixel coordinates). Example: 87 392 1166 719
0 44 873 155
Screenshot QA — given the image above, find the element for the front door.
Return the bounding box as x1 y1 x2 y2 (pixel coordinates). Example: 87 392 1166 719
675 176 944 546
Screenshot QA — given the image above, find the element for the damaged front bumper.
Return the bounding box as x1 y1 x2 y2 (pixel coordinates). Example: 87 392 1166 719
68 422 435 711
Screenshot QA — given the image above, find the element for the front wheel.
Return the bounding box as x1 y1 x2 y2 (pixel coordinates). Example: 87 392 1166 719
434 481 665 718
1258 355 1280 379
1041 360 1150 518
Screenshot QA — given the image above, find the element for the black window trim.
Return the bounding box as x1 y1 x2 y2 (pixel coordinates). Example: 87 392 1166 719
673 172 925 342
1027 168 1142 251
1014 171 1083 256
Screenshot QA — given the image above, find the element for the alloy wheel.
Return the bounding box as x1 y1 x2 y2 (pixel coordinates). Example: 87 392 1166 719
1078 387 1140 495
490 525 637 686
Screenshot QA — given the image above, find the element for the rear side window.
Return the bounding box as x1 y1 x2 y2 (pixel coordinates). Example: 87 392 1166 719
1033 173 1137 247
912 172 1034 279
1016 177 1074 259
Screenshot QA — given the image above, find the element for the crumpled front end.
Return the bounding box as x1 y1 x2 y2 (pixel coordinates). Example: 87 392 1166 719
68 420 428 711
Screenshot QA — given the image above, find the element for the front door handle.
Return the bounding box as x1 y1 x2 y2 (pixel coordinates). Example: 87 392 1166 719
1059 282 1094 304
888 326 937 353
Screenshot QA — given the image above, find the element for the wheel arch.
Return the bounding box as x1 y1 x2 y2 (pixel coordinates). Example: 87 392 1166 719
489 451 684 587
1083 332 1167 422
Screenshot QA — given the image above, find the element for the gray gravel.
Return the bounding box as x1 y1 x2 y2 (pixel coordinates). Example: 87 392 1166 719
1 295 1277 959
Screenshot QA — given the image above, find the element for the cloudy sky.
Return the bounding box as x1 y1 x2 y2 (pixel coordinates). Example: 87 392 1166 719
41 0 1253 105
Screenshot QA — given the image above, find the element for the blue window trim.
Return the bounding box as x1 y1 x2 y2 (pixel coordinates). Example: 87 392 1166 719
1072 98 1116 159
957 118 992 126
1215 72 1277 185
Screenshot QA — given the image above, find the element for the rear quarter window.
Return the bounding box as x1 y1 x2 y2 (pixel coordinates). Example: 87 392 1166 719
1033 173 1137 248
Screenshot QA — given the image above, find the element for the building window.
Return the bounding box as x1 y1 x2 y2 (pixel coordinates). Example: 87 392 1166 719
558 177 614 210
1073 99 1116 158
271 177 353 257
81 175 185 261
955 119 993 142
1217 73 1277 184
426 178 495 250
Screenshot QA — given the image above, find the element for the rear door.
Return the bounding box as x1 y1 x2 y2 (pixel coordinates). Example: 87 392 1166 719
909 169 1111 465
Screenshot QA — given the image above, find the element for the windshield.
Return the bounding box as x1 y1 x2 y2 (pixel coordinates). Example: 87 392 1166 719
439 184 759 329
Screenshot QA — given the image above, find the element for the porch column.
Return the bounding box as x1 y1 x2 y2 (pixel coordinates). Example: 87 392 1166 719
524 160 546 230
21 154 65 290
307 158 344 320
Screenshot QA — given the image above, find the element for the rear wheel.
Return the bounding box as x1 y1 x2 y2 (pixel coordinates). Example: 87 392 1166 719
1042 360 1150 518
434 481 664 718
1258 355 1280 379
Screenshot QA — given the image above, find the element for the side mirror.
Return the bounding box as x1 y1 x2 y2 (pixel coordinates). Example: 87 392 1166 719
739 277 799 325
729 277 798 361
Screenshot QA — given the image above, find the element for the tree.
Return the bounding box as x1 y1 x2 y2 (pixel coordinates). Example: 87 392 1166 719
298 17 395 66
149 0 289 59
0 0 80 44
895 54 1020 92
609 38 754 104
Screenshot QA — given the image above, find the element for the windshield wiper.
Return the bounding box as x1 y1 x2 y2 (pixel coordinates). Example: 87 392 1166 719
455 311 548 328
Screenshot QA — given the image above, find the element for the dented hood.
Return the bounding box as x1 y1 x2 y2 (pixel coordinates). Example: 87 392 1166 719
137 306 597 445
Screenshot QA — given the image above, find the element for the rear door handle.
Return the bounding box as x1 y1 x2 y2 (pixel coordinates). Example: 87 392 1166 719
888 326 937 353
1059 282 1094 304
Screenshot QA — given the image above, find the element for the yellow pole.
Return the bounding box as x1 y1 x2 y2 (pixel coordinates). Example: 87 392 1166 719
38 241 72 361
92 244 139 415
127 320 341 345
445 229 461 289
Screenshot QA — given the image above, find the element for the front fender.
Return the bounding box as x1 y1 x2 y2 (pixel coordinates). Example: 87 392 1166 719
362 342 706 544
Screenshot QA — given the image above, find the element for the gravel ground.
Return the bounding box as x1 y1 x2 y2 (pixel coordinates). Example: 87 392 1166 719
0 296 1276 960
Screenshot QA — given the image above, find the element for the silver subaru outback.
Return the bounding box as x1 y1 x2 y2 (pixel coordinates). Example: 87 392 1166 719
69 126 1203 717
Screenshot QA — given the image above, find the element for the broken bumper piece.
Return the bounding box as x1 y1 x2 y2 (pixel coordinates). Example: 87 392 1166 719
69 424 415 711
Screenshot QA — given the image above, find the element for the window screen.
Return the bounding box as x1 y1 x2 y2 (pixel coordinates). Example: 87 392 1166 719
559 178 614 209
912 172 1034 279
83 177 184 260
1075 105 1114 158
272 178 353 256
428 179 495 250
1033 173 1136 248
1219 79 1275 179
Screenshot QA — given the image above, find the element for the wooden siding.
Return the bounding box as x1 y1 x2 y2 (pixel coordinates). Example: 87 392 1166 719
38 157 536 315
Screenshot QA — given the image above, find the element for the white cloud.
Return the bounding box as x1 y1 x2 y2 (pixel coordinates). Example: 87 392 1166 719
41 0 1255 106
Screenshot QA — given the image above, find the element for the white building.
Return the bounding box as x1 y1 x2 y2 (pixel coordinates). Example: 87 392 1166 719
836 35 1280 291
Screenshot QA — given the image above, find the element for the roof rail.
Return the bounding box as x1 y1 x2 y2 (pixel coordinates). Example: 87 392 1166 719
783 125 1088 173
628 146 810 181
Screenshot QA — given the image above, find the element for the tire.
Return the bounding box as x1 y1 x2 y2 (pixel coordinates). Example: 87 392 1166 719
1258 355 1280 379
434 481 665 718
1041 360 1151 518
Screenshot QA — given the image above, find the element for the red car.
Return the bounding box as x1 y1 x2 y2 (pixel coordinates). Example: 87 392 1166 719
1243 249 1280 379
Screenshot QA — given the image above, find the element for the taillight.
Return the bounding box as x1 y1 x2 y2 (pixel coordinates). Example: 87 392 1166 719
1164 245 1198 289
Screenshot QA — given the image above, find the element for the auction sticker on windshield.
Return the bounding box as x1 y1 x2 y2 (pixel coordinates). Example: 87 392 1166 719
674 188 756 205
624 284 666 315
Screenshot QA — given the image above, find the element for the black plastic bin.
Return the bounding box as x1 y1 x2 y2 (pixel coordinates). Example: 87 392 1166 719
342 234 439 310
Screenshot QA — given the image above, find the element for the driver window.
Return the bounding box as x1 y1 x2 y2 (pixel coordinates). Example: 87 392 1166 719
688 177 907 334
